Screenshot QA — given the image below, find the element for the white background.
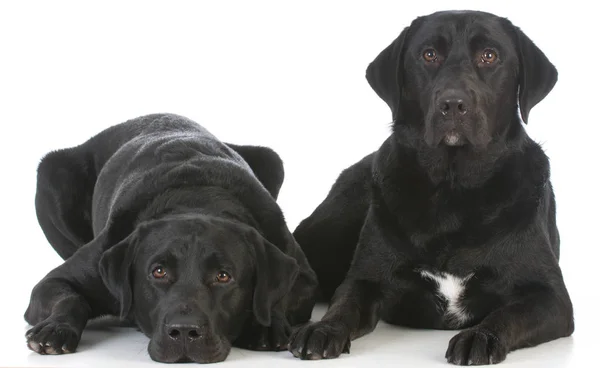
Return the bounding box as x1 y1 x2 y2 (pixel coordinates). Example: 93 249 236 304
1 0 598 367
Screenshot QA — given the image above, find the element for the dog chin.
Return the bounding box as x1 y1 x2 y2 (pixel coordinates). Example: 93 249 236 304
147 336 231 364
442 132 467 147
424 131 469 148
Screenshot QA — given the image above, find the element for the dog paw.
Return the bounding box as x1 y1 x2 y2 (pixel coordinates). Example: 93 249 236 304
288 320 350 360
26 319 81 355
446 327 508 365
234 317 291 351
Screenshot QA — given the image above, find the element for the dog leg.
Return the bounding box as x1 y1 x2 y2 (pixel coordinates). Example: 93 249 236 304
445 283 573 365
289 207 390 360
24 238 111 354
288 278 382 360
234 304 291 352
24 280 92 355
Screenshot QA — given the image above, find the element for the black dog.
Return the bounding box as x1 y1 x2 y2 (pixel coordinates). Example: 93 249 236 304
25 114 318 363
290 10 574 365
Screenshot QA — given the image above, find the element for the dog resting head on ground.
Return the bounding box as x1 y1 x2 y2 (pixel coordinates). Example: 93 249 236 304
99 211 299 362
25 114 317 363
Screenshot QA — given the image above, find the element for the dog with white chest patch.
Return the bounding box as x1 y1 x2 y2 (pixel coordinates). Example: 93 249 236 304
289 10 574 365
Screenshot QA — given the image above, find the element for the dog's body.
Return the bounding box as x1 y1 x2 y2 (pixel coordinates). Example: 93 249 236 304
25 113 317 363
290 11 573 365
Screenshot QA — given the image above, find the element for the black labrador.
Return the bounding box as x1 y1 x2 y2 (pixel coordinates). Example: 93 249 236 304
290 10 574 365
25 113 318 363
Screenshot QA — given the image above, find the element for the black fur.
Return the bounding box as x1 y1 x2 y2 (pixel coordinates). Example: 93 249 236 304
290 11 573 365
25 113 318 363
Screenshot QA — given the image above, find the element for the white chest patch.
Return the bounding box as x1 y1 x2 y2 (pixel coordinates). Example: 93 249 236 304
419 270 474 327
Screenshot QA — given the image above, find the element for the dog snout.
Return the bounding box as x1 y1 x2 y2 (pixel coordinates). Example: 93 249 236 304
149 311 230 364
437 90 471 117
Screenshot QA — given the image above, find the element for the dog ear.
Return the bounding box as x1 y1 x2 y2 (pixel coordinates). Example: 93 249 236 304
98 231 138 319
248 229 299 326
513 26 558 123
365 27 410 122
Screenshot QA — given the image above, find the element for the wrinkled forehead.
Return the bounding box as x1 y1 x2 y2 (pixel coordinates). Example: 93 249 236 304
137 218 252 271
410 11 515 51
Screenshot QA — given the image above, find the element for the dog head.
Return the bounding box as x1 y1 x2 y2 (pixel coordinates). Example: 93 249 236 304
98 214 299 363
366 10 557 149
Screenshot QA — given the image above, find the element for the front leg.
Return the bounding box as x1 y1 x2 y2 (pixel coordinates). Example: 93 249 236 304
235 260 319 352
446 283 574 365
288 206 388 360
288 278 382 360
25 279 92 355
234 304 291 351
24 237 114 355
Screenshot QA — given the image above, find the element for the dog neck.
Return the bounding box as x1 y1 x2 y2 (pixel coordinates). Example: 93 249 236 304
391 118 528 188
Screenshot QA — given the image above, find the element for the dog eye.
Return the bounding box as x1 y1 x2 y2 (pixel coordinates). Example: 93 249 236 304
423 48 438 63
152 266 167 279
216 271 232 283
480 49 498 64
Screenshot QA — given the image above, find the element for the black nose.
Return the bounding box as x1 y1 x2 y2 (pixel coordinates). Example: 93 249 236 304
438 92 470 116
167 323 205 341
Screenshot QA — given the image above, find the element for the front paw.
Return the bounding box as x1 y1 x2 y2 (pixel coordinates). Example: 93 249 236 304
446 327 508 365
288 320 350 360
26 319 81 355
235 316 291 351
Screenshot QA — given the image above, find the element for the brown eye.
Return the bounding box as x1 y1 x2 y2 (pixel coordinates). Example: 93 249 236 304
152 266 167 279
423 48 438 62
481 48 498 64
216 271 231 283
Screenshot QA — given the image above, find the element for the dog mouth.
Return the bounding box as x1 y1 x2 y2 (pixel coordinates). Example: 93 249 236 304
148 334 231 364
442 131 466 147
425 113 473 148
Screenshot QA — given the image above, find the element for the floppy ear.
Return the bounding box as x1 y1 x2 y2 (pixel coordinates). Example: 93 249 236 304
365 27 410 122
248 230 299 326
513 26 558 123
98 232 137 319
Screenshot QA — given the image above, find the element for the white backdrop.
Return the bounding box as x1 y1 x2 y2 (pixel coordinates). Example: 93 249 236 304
0 1 597 367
